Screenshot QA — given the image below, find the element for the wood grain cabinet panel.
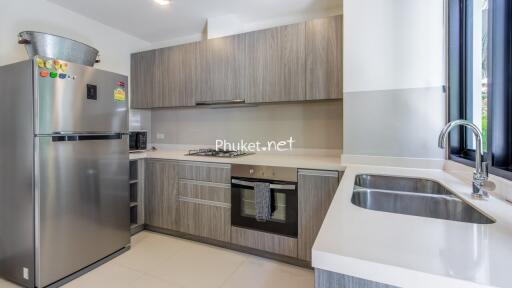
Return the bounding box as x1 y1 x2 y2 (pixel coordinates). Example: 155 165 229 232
178 180 231 242
195 35 247 103
298 169 340 261
315 269 397 288
178 200 231 242
178 179 231 204
144 160 179 230
154 42 199 108
246 23 306 103
306 15 343 100
131 15 342 107
230 226 298 257
130 50 157 108
178 161 231 184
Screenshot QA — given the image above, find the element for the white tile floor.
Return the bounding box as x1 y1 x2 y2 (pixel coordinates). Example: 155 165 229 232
0 231 314 288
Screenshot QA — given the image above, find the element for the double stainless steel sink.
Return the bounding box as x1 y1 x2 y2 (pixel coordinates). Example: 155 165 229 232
351 174 495 224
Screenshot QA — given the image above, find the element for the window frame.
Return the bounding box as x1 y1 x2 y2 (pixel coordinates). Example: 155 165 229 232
448 0 512 180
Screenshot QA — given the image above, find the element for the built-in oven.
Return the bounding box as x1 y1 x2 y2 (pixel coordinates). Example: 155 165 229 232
231 164 298 238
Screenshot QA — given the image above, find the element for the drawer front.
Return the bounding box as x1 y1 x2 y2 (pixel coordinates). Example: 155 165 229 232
178 161 231 184
178 179 231 204
230 226 298 258
178 198 231 242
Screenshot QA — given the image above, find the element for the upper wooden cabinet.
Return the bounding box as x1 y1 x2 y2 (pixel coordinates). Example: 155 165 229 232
245 23 306 103
195 34 247 104
130 50 156 109
130 15 342 108
154 43 198 108
306 15 343 100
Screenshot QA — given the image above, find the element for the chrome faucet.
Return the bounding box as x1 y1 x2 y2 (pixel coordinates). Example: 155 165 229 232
438 120 491 200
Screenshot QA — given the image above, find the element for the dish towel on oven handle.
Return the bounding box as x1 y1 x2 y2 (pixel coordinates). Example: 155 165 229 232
254 182 272 222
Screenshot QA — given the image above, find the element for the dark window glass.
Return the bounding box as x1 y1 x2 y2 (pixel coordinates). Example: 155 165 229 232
448 0 512 180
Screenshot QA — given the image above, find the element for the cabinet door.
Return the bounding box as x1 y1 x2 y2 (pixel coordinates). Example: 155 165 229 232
246 23 306 103
178 180 231 242
130 50 156 108
154 43 198 108
298 170 340 261
195 35 247 104
145 160 179 230
306 15 343 100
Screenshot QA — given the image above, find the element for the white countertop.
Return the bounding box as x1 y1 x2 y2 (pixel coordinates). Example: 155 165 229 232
312 165 512 288
129 150 344 171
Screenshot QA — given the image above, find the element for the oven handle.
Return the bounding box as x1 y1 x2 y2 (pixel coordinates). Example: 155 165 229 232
231 179 296 190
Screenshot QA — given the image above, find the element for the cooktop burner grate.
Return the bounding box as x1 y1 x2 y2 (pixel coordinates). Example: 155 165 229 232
185 148 254 158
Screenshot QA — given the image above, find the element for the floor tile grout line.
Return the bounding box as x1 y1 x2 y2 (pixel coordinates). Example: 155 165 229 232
7 231 313 288
217 257 250 288
116 239 194 287
128 255 189 288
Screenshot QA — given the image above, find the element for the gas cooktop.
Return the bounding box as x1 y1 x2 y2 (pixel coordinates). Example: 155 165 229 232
185 148 254 158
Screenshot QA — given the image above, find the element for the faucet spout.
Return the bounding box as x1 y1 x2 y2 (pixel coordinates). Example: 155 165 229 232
438 120 490 199
438 120 483 174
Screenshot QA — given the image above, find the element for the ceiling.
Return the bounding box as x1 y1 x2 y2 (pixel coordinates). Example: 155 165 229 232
48 0 341 43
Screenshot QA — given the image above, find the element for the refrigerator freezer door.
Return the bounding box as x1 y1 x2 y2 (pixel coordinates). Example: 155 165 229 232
35 59 128 134
35 135 130 287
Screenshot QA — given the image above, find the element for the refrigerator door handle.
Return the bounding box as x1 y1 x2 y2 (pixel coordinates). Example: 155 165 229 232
51 133 123 142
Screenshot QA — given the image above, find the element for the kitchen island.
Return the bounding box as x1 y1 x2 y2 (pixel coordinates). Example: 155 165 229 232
313 164 512 288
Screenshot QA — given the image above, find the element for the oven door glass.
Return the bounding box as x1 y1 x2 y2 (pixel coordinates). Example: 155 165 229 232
240 189 286 222
231 178 298 237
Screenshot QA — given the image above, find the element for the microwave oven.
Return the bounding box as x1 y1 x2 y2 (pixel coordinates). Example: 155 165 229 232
129 131 147 151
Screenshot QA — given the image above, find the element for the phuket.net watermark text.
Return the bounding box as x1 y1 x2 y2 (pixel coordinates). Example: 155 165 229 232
215 137 295 152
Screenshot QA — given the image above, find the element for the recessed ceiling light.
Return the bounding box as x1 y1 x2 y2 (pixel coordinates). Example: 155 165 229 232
154 0 171 6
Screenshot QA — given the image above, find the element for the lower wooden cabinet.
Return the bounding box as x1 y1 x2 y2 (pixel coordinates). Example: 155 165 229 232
142 160 341 263
297 169 340 261
178 179 231 242
231 226 298 258
145 160 179 230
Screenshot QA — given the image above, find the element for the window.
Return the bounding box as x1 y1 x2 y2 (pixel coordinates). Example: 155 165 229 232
448 0 512 180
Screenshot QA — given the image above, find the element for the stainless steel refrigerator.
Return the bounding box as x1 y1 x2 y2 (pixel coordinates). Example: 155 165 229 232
0 57 130 287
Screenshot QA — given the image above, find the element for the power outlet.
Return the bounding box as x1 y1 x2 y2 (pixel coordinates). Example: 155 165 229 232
156 133 165 140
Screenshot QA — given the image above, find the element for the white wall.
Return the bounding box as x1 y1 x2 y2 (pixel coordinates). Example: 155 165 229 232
0 0 149 75
343 0 444 92
0 0 152 133
146 8 343 49
206 9 342 40
343 0 446 160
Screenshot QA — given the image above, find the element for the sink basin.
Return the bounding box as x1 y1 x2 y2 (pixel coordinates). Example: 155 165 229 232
351 174 495 224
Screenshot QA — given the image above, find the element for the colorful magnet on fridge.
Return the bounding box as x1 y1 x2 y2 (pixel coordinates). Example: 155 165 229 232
113 88 126 101
36 58 45 68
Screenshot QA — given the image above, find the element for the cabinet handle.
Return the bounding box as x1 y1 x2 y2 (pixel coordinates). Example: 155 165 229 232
298 170 339 178
231 179 296 190
195 99 245 106
178 196 231 208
